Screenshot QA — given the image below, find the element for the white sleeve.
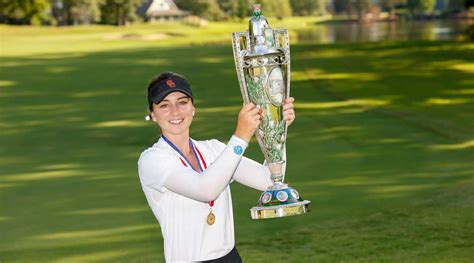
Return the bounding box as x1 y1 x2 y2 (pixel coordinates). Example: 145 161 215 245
233 157 272 191
233 144 289 191
138 136 248 203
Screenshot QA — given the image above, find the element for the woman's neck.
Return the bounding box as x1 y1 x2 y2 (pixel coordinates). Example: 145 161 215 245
162 132 191 155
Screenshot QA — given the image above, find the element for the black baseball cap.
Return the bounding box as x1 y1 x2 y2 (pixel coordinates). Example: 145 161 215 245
148 74 193 108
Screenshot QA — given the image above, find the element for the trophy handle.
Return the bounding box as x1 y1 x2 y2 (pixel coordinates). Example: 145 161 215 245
232 32 251 105
273 29 290 99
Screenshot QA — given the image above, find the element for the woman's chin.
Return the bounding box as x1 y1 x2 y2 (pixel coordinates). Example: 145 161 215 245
162 127 189 137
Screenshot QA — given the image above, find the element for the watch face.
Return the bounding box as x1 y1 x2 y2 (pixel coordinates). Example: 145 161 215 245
276 190 288 202
261 192 272 203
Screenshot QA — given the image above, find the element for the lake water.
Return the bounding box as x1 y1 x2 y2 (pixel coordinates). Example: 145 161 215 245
295 19 471 43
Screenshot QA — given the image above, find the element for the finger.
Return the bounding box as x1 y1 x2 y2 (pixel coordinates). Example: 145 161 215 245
283 111 295 117
285 97 295 104
253 114 262 121
248 107 260 115
243 103 256 111
283 103 294 110
284 112 295 120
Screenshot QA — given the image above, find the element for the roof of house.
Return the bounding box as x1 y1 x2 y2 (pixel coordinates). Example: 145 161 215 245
137 0 189 18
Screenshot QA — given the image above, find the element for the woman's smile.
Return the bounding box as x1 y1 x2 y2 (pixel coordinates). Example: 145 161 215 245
169 118 184 125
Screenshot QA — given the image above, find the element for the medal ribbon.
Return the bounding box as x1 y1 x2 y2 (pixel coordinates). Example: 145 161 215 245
161 135 214 208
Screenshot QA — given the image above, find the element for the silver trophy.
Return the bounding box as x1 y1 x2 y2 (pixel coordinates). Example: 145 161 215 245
232 4 310 219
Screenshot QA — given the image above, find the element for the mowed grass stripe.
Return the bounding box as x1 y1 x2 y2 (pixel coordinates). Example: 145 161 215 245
0 25 473 262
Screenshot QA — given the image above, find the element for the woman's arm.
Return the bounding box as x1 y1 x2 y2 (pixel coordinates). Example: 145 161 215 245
160 136 248 202
138 103 262 203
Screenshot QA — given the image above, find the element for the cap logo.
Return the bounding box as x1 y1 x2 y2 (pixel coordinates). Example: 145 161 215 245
166 79 176 88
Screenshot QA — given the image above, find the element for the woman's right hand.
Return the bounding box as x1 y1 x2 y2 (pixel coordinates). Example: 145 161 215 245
234 103 262 143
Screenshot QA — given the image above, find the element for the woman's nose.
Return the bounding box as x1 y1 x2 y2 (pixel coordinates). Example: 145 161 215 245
169 104 180 115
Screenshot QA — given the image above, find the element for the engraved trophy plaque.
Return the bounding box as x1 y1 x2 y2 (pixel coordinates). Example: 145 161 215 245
232 4 310 219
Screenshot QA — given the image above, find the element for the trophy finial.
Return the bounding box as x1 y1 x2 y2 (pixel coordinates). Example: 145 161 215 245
253 4 262 17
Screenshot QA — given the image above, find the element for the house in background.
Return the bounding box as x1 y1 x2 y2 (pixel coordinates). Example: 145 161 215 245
137 0 189 22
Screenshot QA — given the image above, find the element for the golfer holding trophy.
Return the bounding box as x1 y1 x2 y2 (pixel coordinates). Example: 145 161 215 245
232 4 311 219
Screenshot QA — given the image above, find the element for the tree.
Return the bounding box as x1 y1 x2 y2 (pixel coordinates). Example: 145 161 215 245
419 0 436 12
407 0 435 14
381 0 404 17
354 0 371 20
57 0 104 25
1 0 50 24
447 0 464 10
259 0 293 18
175 0 226 20
237 0 247 18
407 0 421 13
217 0 239 16
290 0 326 16
333 0 354 17
100 0 141 25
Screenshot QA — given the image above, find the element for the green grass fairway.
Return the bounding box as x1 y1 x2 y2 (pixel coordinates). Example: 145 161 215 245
1 24 473 262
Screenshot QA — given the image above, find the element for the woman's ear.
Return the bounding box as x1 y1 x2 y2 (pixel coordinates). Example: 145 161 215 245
150 111 158 122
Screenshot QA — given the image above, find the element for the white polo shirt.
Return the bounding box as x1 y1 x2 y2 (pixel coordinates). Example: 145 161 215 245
138 136 272 262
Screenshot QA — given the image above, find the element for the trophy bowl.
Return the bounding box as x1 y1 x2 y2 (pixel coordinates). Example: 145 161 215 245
232 4 311 219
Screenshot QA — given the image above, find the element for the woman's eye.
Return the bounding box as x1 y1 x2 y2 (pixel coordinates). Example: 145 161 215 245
179 100 188 105
160 104 169 109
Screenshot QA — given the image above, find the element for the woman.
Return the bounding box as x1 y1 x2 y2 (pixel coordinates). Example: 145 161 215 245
138 72 295 262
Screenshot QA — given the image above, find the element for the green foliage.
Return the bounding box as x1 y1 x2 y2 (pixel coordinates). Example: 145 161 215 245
466 24 474 40
100 0 142 25
260 0 293 18
355 0 371 19
62 0 105 24
380 0 404 15
420 0 436 12
1 0 50 24
333 0 354 15
407 0 436 13
290 0 326 16
447 0 465 10
237 0 251 18
175 0 226 20
217 0 239 16
333 0 370 19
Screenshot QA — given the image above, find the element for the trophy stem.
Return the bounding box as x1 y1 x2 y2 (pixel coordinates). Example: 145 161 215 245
268 161 284 183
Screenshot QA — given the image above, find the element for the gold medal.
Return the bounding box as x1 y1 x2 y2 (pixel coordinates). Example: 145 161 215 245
207 211 215 225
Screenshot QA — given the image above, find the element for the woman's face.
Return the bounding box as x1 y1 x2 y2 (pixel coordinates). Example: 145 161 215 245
150 91 195 137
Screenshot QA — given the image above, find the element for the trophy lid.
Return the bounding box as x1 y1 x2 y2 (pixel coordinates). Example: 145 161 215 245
248 4 277 55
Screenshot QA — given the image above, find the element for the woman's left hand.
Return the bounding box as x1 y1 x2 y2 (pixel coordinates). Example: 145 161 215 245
283 97 296 126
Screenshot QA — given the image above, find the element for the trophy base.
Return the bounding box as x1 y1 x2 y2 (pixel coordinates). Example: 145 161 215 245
250 200 310 219
250 184 311 219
